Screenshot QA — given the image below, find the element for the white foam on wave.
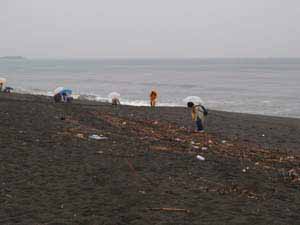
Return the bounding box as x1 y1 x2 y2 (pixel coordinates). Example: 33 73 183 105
120 99 181 107
14 87 53 96
13 87 181 107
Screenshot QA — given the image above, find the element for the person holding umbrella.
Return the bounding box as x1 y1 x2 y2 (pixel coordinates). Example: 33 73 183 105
53 87 73 103
0 78 6 92
108 92 121 105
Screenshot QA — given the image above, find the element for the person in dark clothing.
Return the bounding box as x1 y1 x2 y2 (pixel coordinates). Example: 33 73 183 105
54 93 62 103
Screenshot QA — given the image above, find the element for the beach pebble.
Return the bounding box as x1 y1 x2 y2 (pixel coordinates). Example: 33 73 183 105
196 155 205 161
242 169 246 173
122 121 127 125
208 139 213 144
262 134 265 137
5 194 12 199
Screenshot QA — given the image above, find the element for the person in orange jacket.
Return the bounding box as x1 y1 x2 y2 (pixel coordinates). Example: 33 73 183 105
150 90 158 107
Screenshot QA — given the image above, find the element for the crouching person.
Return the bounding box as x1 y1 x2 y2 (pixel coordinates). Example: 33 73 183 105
112 97 120 105
187 102 208 132
54 93 62 103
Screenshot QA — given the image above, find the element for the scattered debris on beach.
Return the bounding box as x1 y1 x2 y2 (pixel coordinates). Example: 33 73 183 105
89 134 108 140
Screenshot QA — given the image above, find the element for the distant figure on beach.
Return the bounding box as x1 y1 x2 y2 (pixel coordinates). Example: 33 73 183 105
0 78 6 92
3 87 13 93
53 87 73 103
108 92 121 106
150 90 158 107
53 92 73 103
62 92 73 103
187 102 208 132
62 92 67 102
54 93 62 103
112 97 121 105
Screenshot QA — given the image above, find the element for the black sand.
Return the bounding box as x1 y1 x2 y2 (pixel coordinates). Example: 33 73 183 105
0 93 299 225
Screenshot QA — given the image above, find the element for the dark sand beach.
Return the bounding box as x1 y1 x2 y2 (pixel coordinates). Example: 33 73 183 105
0 93 299 225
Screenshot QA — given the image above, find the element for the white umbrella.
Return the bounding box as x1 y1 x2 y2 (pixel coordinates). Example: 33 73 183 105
0 77 6 84
108 92 121 100
54 87 65 95
183 96 204 105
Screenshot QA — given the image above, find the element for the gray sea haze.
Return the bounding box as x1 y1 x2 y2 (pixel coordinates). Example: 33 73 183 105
0 58 299 118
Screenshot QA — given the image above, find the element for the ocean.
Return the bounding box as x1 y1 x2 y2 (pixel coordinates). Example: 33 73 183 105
0 58 299 118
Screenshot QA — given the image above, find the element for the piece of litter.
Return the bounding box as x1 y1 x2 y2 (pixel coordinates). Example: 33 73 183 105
201 147 208 151
242 169 246 173
96 151 104 154
192 145 200 149
153 121 158 125
175 138 183 142
262 134 265 137
208 140 213 144
246 166 250 170
76 133 84 139
287 156 295 160
139 190 146 194
221 140 227 144
190 141 195 145
122 121 127 125
5 194 12 199
196 155 205 161
89 134 108 140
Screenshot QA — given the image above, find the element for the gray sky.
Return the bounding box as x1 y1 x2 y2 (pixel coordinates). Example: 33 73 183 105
1 0 300 58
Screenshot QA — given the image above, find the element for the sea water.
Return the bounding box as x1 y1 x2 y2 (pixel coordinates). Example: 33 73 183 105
0 58 299 118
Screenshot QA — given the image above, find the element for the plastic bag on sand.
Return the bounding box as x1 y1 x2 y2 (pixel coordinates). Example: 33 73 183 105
89 134 108 140
196 155 205 161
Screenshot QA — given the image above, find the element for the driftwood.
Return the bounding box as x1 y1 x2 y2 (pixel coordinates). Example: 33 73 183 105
148 207 191 213
126 159 156 186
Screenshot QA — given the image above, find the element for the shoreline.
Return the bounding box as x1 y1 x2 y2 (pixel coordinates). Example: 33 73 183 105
1 92 300 224
8 91 300 120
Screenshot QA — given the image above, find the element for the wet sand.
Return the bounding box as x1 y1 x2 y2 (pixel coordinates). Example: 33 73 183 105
0 93 299 225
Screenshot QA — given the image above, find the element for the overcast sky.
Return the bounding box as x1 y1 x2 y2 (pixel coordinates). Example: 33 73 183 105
1 0 300 58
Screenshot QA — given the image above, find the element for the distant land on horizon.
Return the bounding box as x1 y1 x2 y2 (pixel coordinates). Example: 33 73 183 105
0 56 26 60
